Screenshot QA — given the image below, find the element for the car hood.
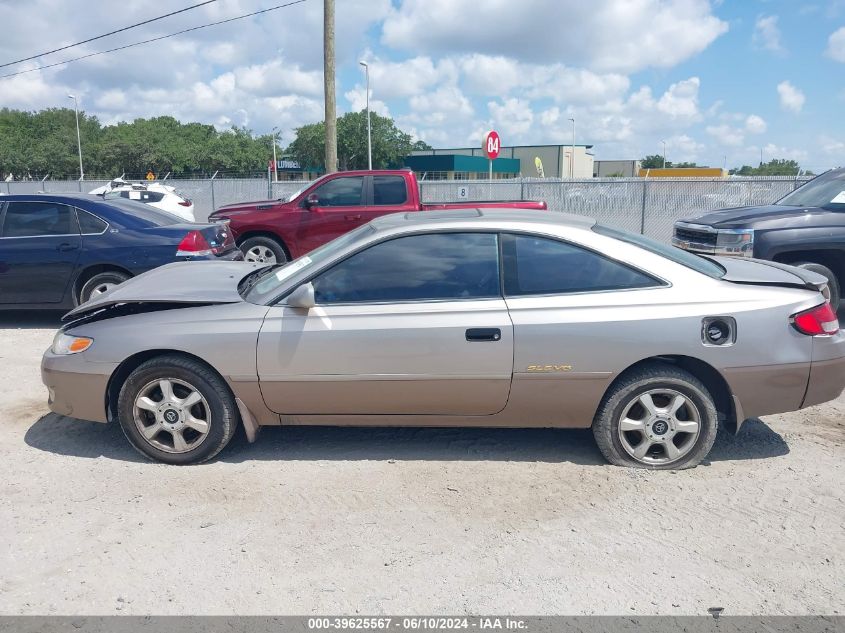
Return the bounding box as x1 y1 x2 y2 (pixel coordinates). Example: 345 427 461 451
63 261 262 321
678 204 819 228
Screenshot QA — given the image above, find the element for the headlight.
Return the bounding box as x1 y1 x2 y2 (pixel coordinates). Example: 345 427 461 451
715 229 754 257
51 332 93 355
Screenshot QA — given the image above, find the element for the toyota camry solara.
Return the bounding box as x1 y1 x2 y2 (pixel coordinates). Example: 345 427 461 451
42 209 845 468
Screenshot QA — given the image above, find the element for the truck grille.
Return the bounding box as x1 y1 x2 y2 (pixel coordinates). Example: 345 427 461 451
673 226 716 248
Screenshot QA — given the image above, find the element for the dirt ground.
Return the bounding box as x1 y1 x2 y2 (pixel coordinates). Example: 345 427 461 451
0 312 842 616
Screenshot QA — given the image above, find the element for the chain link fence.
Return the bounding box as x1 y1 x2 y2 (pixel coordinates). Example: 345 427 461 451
3 176 811 242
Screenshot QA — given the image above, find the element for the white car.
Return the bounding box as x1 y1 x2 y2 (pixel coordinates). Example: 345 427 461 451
89 178 195 222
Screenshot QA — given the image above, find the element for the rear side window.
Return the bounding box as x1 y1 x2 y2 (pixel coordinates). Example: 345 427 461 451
311 176 364 207
1 202 76 237
312 233 500 303
77 210 108 234
502 234 660 296
373 176 408 205
119 190 165 203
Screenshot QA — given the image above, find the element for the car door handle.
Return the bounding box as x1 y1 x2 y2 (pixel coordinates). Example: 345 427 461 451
345 214 362 220
466 328 501 342
56 242 78 252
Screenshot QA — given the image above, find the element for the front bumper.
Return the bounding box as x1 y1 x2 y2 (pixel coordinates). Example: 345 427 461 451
41 351 116 423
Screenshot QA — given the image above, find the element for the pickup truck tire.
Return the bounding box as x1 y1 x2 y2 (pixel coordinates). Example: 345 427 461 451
794 262 840 311
592 364 718 470
240 236 288 265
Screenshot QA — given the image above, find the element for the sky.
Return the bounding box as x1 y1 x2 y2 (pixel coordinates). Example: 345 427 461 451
0 0 843 172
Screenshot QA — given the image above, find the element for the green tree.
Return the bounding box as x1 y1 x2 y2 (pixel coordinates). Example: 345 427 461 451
729 159 804 176
287 110 431 171
641 154 670 169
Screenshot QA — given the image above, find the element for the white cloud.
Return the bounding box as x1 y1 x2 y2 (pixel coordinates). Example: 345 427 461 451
827 27 845 62
777 81 805 113
381 0 728 73
344 87 392 117
706 124 744 147
753 15 785 54
745 114 767 134
762 143 808 164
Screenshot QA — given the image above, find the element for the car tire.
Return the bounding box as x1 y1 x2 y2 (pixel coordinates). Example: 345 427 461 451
116 354 239 465
240 236 288 265
592 363 718 470
78 271 130 304
794 262 840 311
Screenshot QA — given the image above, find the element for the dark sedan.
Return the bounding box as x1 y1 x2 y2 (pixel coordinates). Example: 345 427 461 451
0 194 242 309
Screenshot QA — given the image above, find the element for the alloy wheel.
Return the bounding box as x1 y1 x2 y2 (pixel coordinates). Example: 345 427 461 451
244 245 277 264
617 388 702 465
132 378 211 454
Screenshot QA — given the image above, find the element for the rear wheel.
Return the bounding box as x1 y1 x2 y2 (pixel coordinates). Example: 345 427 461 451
240 236 287 265
794 262 840 311
117 355 238 465
78 271 130 304
593 364 718 469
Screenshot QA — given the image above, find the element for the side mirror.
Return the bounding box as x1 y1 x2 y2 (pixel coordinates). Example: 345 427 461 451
286 282 316 309
304 193 319 209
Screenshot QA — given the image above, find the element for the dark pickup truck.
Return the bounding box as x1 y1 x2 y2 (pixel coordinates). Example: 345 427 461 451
673 167 845 309
208 169 547 265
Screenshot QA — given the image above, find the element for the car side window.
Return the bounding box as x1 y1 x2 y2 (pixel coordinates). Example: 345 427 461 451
502 234 660 296
1 202 77 238
311 176 364 207
373 176 408 205
77 210 108 234
312 233 500 304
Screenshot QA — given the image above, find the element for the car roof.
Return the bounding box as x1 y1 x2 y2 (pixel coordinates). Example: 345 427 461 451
1 193 102 204
369 208 596 231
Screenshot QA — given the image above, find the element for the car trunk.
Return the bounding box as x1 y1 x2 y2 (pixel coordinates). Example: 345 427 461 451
712 256 829 293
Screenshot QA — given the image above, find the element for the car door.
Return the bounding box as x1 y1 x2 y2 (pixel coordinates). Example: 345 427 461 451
295 175 370 252
0 200 82 304
257 232 514 416
500 233 666 426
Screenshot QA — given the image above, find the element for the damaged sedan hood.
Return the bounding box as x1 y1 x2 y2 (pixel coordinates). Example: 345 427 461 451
64 261 262 321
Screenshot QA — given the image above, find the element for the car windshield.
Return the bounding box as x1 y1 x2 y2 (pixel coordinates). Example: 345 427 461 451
593 224 726 279
777 169 845 209
243 223 376 303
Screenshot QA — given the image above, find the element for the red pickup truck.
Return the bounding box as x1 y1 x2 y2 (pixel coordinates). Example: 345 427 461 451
208 169 547 264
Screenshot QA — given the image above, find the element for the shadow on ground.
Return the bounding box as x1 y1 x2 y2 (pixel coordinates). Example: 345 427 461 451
0 311 64 330
24 413 789 466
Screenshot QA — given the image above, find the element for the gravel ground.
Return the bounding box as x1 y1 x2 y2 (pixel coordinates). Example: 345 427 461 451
0 312 842 616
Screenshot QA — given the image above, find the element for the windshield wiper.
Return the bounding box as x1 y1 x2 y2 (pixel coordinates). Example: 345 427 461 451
238 265 281 294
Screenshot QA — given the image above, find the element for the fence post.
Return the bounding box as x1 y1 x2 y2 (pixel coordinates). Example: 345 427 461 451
639 179 648 235
41 174 49 193
210 170 218 212
520 177 525 201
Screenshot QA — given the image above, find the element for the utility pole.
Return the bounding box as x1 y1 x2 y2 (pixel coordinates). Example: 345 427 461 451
323 0 337 174
661 140 667 169
68 94 84 180
271 126 279 182
359 60 372 170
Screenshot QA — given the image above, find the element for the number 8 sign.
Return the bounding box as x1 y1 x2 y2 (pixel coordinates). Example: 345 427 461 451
483 130 500 160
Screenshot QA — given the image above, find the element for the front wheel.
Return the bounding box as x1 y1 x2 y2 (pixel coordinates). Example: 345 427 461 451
592 364 718 469
117 355 239 465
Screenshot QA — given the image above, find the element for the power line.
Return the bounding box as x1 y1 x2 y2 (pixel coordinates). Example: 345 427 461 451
0 0 309 81
0 1 219 70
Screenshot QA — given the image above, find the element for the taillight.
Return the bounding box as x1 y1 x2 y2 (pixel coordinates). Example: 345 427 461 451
791 302 840 336
178 200 192 207
176 230 213 257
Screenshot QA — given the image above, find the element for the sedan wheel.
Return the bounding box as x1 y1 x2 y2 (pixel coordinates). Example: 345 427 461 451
117 355 239 465
78 271 130 304
133 378 211 454
592 364 718 469
616 389 701 465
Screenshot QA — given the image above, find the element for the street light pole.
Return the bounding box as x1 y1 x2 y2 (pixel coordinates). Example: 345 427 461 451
271 126 279 182
359 60 372 170
568 118 575 179
661 140 667 169
68 94 84 180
